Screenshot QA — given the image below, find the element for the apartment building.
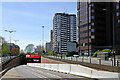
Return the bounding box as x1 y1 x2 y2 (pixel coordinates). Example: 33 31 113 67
53 13 76 53
77 2 115 55
46 42 50 53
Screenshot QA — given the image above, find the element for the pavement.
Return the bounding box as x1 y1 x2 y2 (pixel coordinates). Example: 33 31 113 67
41 57 68 64
1 65 95 80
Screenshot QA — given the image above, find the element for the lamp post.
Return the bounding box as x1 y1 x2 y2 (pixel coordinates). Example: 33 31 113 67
40 40 41 47
5 30 16 59
44 40 48 53
102 8 116 66
42 26 44 54
87 2 90 56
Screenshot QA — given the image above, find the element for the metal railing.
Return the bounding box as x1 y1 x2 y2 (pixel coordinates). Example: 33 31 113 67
0 56 16 64
45 55 120 67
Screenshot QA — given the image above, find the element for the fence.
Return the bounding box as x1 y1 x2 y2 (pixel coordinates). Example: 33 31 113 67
45 55 120 67
0 56 16 64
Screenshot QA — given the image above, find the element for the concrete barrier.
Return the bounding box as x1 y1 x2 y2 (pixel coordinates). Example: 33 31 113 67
92 69 120 78
50 64 58 71
40 63 45 68
27 63 120 79
34 63 40 68
70 64 93 78
58 64 71 73
44 64 51 70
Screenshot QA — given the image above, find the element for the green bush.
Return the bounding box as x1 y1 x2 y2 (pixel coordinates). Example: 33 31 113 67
93 51 97 57
101 49 112 56
48 51 56 55
93 49 112 57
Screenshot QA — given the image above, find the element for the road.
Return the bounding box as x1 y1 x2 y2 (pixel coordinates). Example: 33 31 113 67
1 65 94 80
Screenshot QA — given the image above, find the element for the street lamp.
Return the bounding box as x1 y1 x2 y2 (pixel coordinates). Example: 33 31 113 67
5 30 16 59
40 40 41 47
87 2 90 56
102 8 116 66
42 26 44 54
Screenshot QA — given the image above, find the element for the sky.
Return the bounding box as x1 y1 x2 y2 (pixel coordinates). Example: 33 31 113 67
1 2 77 50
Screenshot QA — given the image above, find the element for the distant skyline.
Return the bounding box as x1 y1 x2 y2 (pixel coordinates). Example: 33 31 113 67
1 2 77 50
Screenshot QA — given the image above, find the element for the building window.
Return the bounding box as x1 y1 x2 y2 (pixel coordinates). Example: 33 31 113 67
91 16 94 19
91 23 94 26
80 23 88 28
116 12 119 16
91 9 94 13
116 5 119 10
89 4 94 7
80 5 87 11
91 35 95 39
91 29 95 32
118 19 120 23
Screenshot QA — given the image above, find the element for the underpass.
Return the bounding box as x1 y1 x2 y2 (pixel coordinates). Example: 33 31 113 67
0 56 120 80
0 56 95 80
1 65 93 80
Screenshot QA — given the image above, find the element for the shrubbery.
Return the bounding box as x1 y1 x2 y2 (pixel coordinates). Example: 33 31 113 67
48 51 56 55
93 49 112 57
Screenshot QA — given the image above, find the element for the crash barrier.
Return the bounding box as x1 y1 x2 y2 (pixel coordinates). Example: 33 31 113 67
27 63 120 79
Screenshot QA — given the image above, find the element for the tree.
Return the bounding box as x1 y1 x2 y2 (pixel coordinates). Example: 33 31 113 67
2 43 10 56
25 44 34 53
11 48 20 55
20 49 24 54
34 45 43 54
0 36 8 56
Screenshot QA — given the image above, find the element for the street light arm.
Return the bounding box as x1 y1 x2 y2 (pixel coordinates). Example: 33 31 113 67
4 30 8 32
5 30 16 33
9 30 16 33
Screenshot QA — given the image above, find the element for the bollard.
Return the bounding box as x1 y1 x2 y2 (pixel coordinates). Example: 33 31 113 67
71 57 72 61
76 57 77 61
82 57 84 62
99 59 101 65
117 60 119 67
111 59 113 66
90 58 91 63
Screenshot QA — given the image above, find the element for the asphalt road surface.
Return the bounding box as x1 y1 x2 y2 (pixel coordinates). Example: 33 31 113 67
1 65 95 80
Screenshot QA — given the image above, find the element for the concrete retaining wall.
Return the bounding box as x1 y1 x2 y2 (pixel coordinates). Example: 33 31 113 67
27 63 120 79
